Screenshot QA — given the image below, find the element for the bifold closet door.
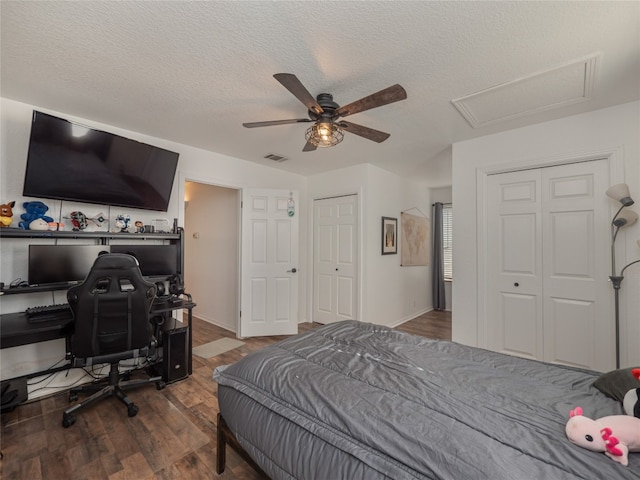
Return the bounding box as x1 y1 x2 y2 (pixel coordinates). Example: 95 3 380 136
486 160 612 371
540 161 610 370
487 169 543 361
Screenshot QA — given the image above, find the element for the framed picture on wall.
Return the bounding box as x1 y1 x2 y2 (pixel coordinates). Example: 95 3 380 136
381 217 398 255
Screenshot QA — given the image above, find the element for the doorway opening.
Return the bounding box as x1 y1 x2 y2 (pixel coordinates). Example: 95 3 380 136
183 181 240 333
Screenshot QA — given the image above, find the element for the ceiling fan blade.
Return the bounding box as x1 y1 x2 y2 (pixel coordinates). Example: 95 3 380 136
243 118 312 128
302 141 317 152
336 84 407 117
339 121 391 143
274 73 323 114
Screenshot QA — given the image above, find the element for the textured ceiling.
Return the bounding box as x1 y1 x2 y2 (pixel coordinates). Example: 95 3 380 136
2 1 639 187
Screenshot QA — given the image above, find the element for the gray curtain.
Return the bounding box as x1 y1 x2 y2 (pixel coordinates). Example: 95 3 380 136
432 202 446 310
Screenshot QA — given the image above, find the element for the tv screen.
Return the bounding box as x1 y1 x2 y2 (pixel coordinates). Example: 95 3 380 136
28 245 109 286
23 111 179 211
110 244 178 277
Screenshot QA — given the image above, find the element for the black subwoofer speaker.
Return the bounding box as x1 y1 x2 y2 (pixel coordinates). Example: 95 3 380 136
163 327 189 383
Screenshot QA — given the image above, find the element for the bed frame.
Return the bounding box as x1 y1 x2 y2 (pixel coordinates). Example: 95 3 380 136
216 412 268 478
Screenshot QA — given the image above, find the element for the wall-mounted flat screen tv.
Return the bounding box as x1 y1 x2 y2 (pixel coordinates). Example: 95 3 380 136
23 111 179 212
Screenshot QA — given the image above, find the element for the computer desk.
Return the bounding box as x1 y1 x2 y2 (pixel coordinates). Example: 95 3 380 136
0 295 196 377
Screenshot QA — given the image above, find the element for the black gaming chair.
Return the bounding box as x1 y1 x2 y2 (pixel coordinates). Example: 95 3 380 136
62 253 164 428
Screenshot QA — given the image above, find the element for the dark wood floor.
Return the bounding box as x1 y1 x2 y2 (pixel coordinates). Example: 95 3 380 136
0 310 451 480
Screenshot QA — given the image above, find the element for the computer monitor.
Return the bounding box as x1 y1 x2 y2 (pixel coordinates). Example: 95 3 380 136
109 244 178 278
28 245 109 286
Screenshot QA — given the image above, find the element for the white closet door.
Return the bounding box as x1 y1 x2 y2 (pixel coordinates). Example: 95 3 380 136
487 169 543 360
313 195 358 324
486 160 612 371
541 161 611 369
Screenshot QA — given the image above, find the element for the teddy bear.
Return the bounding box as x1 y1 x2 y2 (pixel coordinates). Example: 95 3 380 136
0 201 15 227
19 201 54 230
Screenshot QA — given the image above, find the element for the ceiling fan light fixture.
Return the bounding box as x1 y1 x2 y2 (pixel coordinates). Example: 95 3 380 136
305 122 344 148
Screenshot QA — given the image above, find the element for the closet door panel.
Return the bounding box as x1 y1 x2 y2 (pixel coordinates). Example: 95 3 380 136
541 161 611 370
486 169 543 359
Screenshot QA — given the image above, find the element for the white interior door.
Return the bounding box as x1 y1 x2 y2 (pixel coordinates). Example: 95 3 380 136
486 160 612 371
240 189 299 337
486 169 543 360
313 195 358 324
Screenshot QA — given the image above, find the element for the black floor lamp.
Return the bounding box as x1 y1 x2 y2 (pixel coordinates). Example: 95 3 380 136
606 183 639 369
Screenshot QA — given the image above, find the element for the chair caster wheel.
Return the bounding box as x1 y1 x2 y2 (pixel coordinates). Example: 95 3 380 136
127 404 139 417
62 413 76 428
156 381 166 390
69 392 78 402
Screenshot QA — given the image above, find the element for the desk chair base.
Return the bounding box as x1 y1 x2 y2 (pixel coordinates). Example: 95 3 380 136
62 363 165 428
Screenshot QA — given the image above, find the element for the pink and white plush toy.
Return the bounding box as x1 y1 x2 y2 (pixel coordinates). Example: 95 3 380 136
566 406 640 466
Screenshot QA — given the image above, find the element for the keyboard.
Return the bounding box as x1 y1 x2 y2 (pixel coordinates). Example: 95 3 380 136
25 303 72 323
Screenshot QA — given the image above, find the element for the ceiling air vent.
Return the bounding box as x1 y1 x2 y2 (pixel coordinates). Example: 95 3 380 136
264 153 289 162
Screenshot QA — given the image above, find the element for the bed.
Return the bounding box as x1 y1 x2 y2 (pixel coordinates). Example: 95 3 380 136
214 320 639 479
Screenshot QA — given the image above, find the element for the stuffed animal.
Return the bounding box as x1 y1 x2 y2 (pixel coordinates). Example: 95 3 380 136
623 368 640 418
28 218 49 230
19 201 54 230
115 214 130 232
566 406 640 466
65 211 88 231
0 201 15 227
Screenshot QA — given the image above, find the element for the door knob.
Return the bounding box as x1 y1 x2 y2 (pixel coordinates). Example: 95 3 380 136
287 268 297 273
514 282 519 287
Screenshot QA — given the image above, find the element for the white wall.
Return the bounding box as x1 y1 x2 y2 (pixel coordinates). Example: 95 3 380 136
452 101 640 367
0 97 308 393
308 163 432 327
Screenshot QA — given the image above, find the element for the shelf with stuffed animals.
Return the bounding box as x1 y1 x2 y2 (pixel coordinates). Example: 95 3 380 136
0 200 180 238
0 228 180 241
0 225 184 297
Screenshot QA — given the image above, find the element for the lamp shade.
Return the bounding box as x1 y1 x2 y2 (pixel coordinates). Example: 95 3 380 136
606 183 634 207
613 209 639 228
305 122 344 148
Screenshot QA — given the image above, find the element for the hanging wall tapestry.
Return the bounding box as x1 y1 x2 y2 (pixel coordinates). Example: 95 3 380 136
400 211 429 266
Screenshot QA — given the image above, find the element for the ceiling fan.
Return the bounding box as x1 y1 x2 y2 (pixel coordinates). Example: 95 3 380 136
243 73 407 152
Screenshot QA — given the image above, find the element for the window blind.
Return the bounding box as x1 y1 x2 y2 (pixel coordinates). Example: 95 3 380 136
442 205 453 280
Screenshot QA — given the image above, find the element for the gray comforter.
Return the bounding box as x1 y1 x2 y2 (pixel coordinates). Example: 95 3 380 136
215 320 640 479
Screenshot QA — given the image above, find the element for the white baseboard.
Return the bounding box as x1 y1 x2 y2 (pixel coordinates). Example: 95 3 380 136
194 314 237 333
388 306 434 328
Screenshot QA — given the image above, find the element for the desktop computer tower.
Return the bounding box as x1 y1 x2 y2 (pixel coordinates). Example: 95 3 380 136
162 326 189 384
